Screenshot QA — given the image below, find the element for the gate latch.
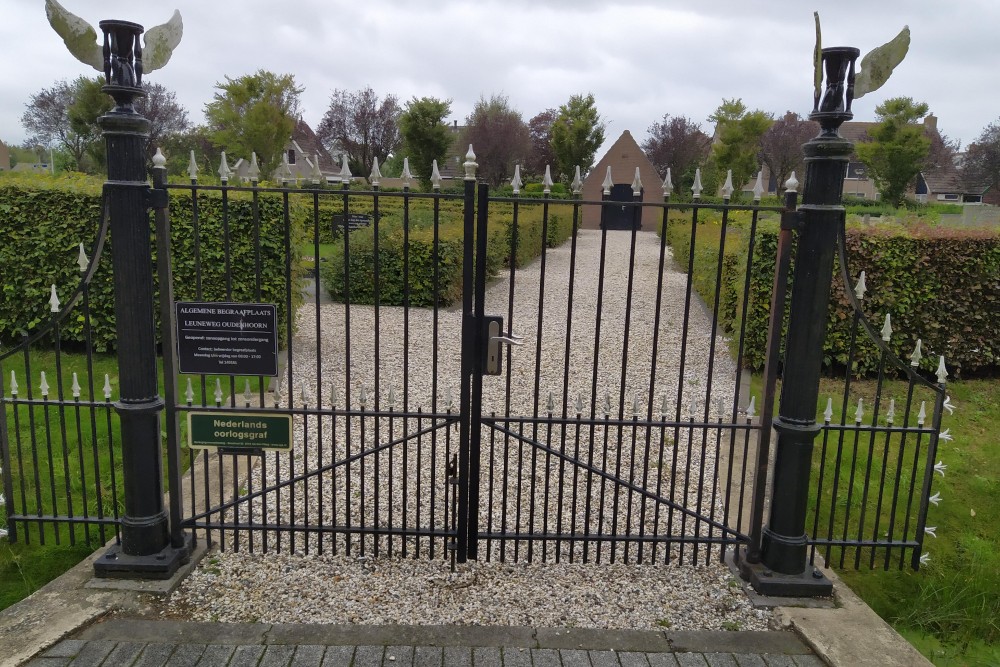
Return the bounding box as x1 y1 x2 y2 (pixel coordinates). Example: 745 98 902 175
483 315 523 375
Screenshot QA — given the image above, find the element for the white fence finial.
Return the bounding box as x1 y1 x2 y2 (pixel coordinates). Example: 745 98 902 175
631 167 643 196
339 155 352 184
881 313 893 342
721 169 734 200
571 166 583 194
218 151 231 183
77 242 89 273
248 152 260 182
910 339 923 367
543 165 553 194
511 164 523 195
854 271 868 301
312 153 325 184
752 169 764 201
49 285 60 313
369 157 382 187
152 147 166 168
692 168 703 199
187 149 199 181
401 158 412 188
936 356 948 384
662 167 673 197
602 166 614 196
785 171 799 193
431 160 442 190
463 144 478 180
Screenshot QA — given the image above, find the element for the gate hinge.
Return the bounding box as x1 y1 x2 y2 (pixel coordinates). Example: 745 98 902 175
145 186 169 210
780 210 804 231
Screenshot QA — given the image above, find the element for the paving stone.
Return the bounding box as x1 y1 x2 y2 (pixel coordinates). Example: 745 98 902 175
164 644 206 667
645 655 680 667
384 645 415 667
229 644 267 667
413 646 443 667
290 645 326 666
25 659 71 667
67 640 116 666
195 644 236 666
471 646 501 667
105 641 145 665
259 644 296 667
791 658 824 667
732 656 767 667
761 657 795 667
618 652 650 667
588 650 621 667
43 640 87 658
703 654 738 667
353 645 386 667
321 645 355 666
133 643 177 667
530 648 560 667
442 646 472 667
558 649 593 666
498 647 531 667
675 655 709 667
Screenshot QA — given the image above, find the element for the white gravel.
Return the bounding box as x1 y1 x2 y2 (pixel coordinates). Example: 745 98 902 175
164 229 770 631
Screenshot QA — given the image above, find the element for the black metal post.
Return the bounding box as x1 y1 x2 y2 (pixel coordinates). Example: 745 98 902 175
742 46 859 596
93 19 188 578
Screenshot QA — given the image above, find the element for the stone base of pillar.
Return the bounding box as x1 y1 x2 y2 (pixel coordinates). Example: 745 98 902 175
93 533 193 580
737 547 833 598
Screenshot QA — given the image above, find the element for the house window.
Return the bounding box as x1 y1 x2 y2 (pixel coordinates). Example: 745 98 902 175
287 149 296 165
964 194 983 204
938 193 959 201
846 162 868 180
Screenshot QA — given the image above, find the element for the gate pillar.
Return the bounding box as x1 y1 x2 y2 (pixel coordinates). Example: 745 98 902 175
91 19 189 578
743 46 859 596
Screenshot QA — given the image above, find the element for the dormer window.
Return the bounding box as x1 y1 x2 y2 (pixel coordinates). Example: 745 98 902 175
287 149 296 165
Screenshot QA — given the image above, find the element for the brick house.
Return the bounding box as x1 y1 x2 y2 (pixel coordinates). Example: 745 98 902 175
231 120 340 184
580 130 664 230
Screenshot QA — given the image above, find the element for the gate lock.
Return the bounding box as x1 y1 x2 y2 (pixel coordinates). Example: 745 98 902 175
482 315 523 375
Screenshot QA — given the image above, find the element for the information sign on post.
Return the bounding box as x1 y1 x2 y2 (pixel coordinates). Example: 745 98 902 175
187 412 292 451
176 302 278 376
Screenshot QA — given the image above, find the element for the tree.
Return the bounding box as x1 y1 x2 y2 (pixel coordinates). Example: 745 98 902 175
398 96 452 190
67 77 114 171
21 77 103 171
204 70 303 178
758 111 817 194
550 93 605 182
136 82 192 160
855 97 931 207
526 109 557 178
963 119 1000 191
641 114 711 193
462 94 530 187
316 87 401 176
707 98 772 198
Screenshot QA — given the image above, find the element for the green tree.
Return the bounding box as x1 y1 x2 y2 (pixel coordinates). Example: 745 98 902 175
855 97 931 207
67 77 114 172
550 93 605 182
462 94 530 187
707 98 772 199
317 87 401 177
963 118 1000 191
21 76 108 172
398 96 452 190
204 70 303 178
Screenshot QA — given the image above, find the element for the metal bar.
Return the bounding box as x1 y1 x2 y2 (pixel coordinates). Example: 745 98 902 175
854 350 888 569
455 177 476 562
586 194 610 564
911 388 946 570
884 380 917 570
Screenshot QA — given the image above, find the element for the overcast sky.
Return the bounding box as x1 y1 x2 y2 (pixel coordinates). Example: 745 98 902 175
3 0 998 164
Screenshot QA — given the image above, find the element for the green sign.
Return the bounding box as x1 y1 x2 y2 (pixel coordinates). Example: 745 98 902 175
187 412 292 451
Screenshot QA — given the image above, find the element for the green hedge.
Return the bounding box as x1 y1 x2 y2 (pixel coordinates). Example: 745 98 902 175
0 173 305 352
322 200 573 306
665 215 1000 377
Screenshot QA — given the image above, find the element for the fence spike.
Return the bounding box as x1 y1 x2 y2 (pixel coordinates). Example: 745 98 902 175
633 393 642 416
301 381 309 406
49 284 60 313
388 386 396 409
336 155 351 184
39 371 50 397
9 370 17 396
910 339 923 367
401 158 413 188
575 393 584 414
939 428 953 442
942 395 956 415
463 144 478 179
77 242 89 273
688 401 695 419
543 165 554 194
546 391 555 413
572 166 583 194
184 378 194 404
0 528 7 539
280 153 293 185
924 526 938 538
218 151 231 183
854 271 867 301
691 168 703 199
631 167 643 196
243 380 253 405
918 400 927 425
721 169 734 200
936 356 948 384
358 383 367 409
214 379 223 405
273 382 282 407
746 395 756 419
430 160 442 190
660 393 668 416
103 374 112 399
784 171 799 193
662 167 673 197
446 387 454 411
511 164 523 195
248 152 260 182
934 460 947 477
330 384 338 408
823 397 833 422
919 552 930 566
886 398 895 424
752 169 764 201
881 313 892 342
928 491 942 506
187 149 198 181
602 166 614 196
854 398 864 422
603 391 612 416
152 147 166 168
71 372 81 398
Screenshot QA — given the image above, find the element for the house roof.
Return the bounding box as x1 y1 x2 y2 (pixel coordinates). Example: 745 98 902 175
921 164 967 194
291 120 337 173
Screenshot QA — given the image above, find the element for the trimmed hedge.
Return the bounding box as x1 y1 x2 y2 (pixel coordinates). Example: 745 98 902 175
665 215 1000 377
0 172 305 352
322 199 574 306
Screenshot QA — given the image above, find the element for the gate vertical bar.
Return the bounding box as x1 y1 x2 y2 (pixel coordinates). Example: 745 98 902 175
468 178 489 560
92 19 188 578
742 46 859 596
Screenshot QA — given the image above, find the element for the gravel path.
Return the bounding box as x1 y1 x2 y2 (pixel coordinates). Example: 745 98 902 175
164 229 769 631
